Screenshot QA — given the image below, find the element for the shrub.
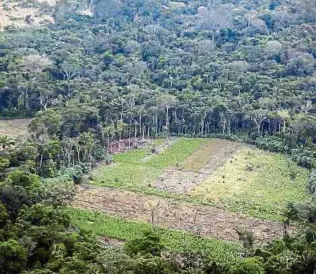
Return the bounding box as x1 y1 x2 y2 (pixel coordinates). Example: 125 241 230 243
307 169 316 197
124 230 164 257
229 257 264 274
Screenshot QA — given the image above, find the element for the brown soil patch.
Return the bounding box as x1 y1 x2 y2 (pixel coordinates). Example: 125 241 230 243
98 236 125 247
0 119 31 138
74 186 294 244
155 139 244 194
182 139 216 172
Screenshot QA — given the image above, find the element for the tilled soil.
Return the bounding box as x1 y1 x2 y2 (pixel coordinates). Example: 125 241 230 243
74 186 294 244
154 139 244 194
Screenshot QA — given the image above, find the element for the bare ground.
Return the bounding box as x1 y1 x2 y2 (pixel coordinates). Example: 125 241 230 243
154 139 244 194
73 185 294 244
0 0 54 30
0 119 31 138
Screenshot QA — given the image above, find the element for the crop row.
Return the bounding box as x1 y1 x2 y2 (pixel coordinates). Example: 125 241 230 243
66 207 243 263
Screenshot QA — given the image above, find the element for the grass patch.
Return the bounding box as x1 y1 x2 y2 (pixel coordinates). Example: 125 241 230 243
190 147 310 221
92 138 205 191
67 207 243 263
146 138 207 169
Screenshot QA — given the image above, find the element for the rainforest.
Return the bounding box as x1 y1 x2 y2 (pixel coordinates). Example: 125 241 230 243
0 0 315 273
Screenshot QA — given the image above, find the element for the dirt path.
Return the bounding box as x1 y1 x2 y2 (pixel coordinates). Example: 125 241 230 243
154 139 244 194
73 186 293 244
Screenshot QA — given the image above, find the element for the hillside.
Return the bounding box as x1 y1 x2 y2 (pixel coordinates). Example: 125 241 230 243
0 0 55 30
0 0 315 273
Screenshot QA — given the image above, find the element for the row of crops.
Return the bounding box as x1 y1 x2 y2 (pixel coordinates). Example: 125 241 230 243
66 207 243 263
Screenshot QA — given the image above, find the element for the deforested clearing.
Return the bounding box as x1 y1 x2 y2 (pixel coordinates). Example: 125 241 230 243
88 138 310 220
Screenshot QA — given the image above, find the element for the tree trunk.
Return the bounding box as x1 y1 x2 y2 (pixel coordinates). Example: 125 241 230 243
139 113 142 137
166 107 169 135
107 135 110 154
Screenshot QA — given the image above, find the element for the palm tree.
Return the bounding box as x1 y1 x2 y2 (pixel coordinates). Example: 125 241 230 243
0 135 15 149
101 125 116 153
79 132 97 162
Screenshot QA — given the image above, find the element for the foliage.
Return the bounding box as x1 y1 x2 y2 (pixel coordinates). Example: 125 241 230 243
124 230 164 257
66 207 243 263
229 257 264 274
0 135 15 149
307 169 316 198
0 0 315 272
0 239 27 274
0 156 10 173
0 0 315 178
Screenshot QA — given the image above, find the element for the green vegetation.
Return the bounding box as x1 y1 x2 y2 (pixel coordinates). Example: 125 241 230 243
0 0 316 272
66 207 243 263
92 138 204 192
1 161 316 274
0 0 315 180
191 148 310 220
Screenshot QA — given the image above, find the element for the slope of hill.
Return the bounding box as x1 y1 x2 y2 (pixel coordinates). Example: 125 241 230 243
0 0 315 273
0 0 55 30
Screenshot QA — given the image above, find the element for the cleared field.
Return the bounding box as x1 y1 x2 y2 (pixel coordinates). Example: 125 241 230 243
67 207 243 263
90 138 310 220
0 119 31 138
190 147 309 220
182 139 242 172
72 138 309 256
181 139 216 172
155 139 243 194
73 185 294 243
91 138 206 192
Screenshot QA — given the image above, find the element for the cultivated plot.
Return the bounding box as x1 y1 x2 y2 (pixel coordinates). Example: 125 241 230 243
190 147 309 220
89 138 310 220
74 186 293 244
73 138 310 251
155 139 243 194
67 207 243 263
91 138 205 193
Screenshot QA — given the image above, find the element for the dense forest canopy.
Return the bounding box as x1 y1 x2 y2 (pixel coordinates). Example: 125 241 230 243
0 0 315 175
0 0 316 273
